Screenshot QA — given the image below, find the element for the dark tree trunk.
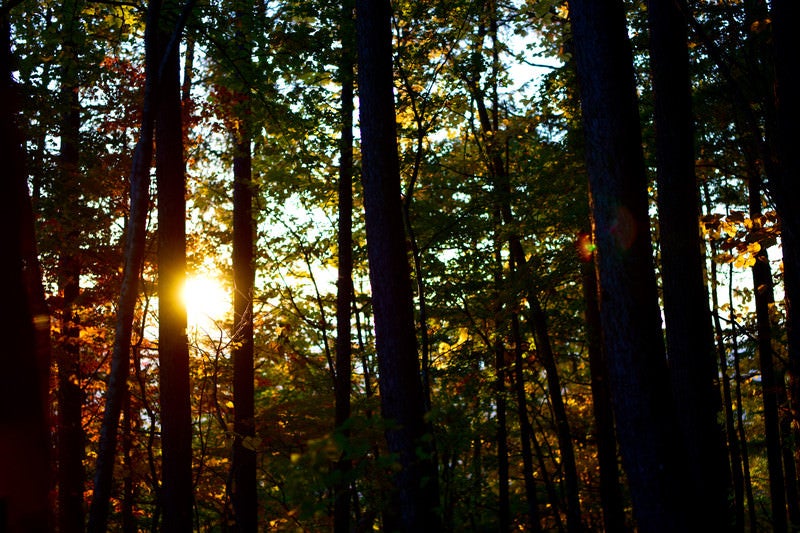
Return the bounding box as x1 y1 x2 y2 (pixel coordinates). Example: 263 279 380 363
493 339 510 532
121 383 138 533
749 172 789 532
769 0 800 504
156 0 192 530
511 315 542 533
1 5 52 531
580 247 628 533
355 0 441 528
334 0 355 530
567 0 691 529
56 1 86 530
646 0 731 528
467 70 581 533
229 3 257 531
727 264 759 531
87 0 160 528
704 185 746 533
56 256 85 533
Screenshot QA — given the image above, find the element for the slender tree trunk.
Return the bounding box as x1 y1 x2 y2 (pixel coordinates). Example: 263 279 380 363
355 0 441 527
567 0 692 529
156 0 193 529
749 172 789 532
511 315 542 533
56 1 86 529
579 244 628 532
704 185 746 533
1 5 52 530
87 0 160 528
57 257 85 533
466 69 583 530
121 385 137 533
529 414 565 533
646 0 731 528
726 264 759 531
493 337 510 532
334 0 355 529
229 3 257 531
491 235 510 531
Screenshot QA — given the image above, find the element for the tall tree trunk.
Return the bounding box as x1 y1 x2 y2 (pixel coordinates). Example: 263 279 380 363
465 59 583 527
728 264 759 531
87 0 160 528
511 314 542 533
121 385 137 533
749 172 789 532
1 4 52 530
769 2 800 509
566 0 692 529
56 1 86 530
704 185 746 533
493 338 510 531
334 0 355 529
579 243 628 532
355 0 441 528
229 2 257 531
156 0 192 530
646 0 731 527
491 237 511 532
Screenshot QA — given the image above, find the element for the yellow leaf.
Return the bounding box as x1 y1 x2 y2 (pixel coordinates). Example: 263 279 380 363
242 436 260 451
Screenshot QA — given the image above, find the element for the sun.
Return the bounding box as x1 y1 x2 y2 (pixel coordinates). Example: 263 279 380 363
182 274 231 328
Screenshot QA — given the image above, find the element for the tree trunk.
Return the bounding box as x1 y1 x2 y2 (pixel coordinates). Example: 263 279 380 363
229 3 257 531
567 0 691 529
704 185 746 533
1 5 52 530
749 172 789 532
580 246 628 532
87 0 160 528
56 1 86 530
646 0 731 527
334 0 355 529
355 0 441 527
511 314 542 533
769 3 800 511
493 337 510 532
156 0 192 529
466 64 583 529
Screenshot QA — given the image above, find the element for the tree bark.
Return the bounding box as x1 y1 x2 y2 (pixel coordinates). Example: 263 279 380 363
55 1 87 530
334 0 355 529
1 5 52 531
87 1 159 528
704 185 747 533
467 67 581 533
156 0 193 529
355 0 441 528
749 172 789 532
567 0 691 529
511 315 542 532
646 0 731 527
229 3 257 531
580 246 628 532
769 0 800 504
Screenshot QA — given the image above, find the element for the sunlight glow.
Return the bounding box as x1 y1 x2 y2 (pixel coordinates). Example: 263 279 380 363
182 274 231 328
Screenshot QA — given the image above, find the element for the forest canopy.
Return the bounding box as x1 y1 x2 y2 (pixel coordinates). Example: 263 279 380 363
2 0 799 531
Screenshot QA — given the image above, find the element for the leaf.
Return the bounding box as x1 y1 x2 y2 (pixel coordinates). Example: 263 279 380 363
242 436 260 451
